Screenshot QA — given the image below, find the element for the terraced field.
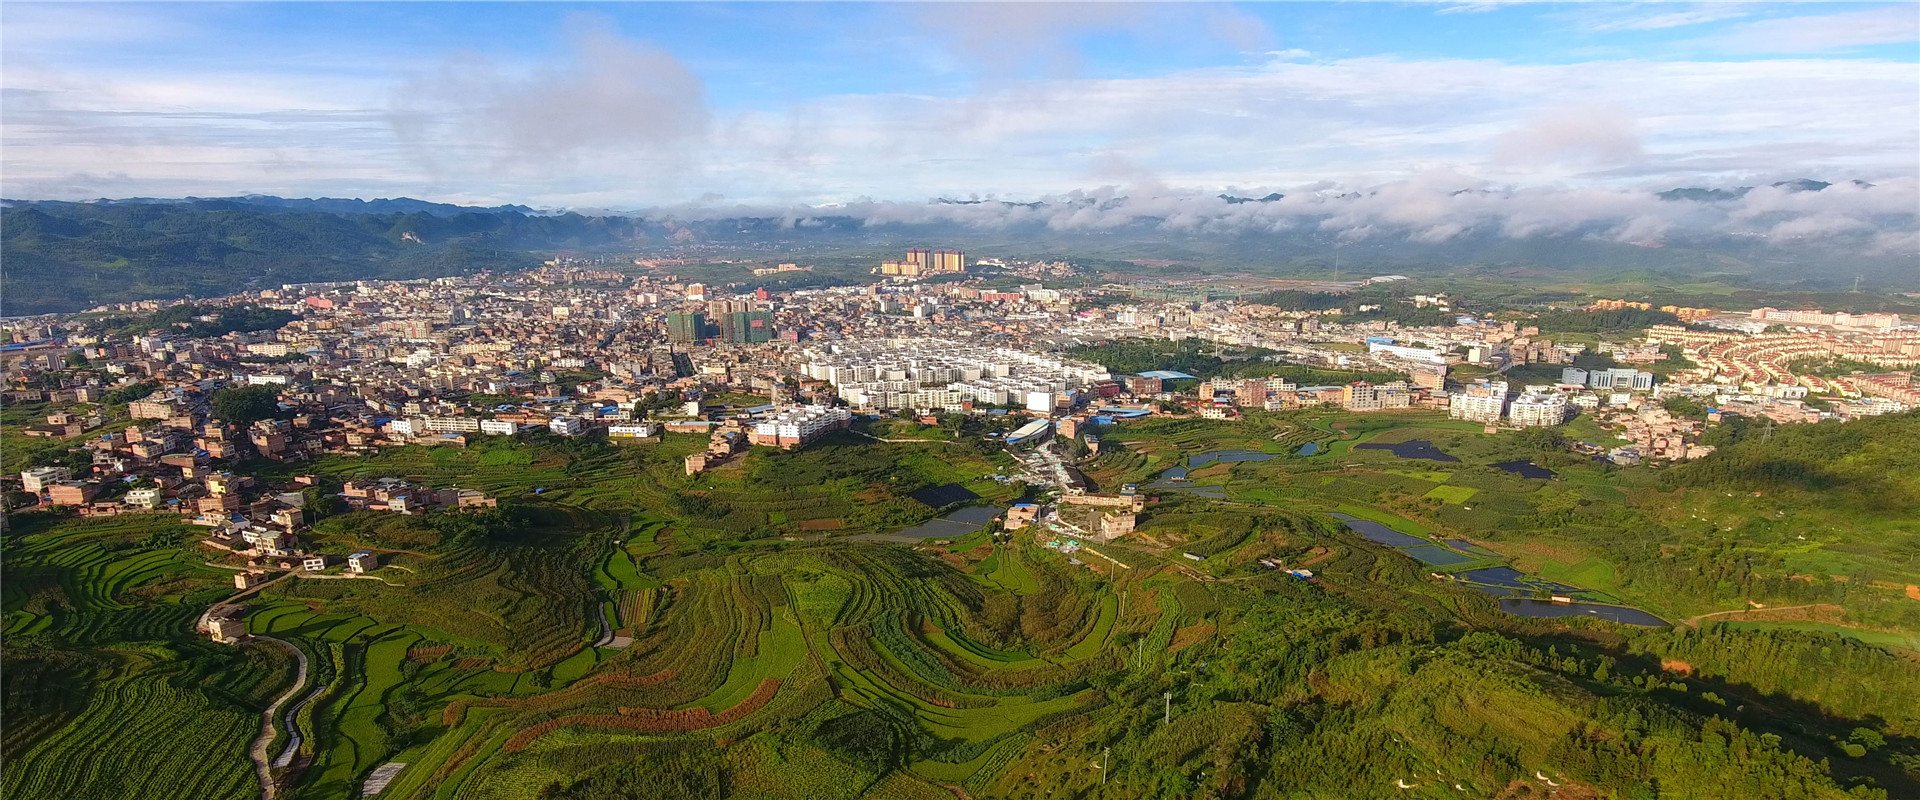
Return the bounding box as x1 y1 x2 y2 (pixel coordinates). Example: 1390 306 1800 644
10 416 1919 800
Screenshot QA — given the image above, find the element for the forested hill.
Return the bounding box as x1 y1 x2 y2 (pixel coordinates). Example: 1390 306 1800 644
7 191 1917 314
0 201 663 315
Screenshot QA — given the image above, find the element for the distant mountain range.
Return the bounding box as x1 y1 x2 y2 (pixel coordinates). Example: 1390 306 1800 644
25 195 541 217
1655 179 1871 202
2 181 1912 315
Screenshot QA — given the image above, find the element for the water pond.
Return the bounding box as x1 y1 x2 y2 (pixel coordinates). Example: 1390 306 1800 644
1500 599 1668 627
1326 513 1429 547
891 504 1006 539
1490 460 1556 479
1296 441 1321 455
910 483 982 507
1355 440 1460 462
1400 545 1479 567
1186 450 1279 468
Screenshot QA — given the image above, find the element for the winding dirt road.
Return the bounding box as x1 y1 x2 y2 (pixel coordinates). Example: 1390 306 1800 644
248 636 309 799
1682 603 1842 627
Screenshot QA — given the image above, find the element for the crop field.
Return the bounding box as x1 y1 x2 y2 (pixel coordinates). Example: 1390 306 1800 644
2 639 289 800
11 413 1920 800
1421 484 1478 504
3 515 232 642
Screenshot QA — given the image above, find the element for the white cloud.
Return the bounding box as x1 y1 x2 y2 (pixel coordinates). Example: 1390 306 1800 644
1574 4 1754 33
1493 107 1645 171
1705 6 1920 52
3 28 1914 221
387 15 708 179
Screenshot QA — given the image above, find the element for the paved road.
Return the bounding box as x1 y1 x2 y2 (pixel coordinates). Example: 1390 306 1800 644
249 636 309 799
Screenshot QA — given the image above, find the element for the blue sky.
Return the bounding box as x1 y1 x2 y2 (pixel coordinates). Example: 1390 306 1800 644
3 2 1916 209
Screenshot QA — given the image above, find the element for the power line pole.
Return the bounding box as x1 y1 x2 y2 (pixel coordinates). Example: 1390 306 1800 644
1102 747 1110 785
1163 691 1172 725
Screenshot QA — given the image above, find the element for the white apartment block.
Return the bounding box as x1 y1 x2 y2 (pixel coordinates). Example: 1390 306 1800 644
1449 381 1508 424
480 419 519 436
422 416 482 433
751 405 852 449
803 338 1107 411
1508 392 1572 427
549 416 587 437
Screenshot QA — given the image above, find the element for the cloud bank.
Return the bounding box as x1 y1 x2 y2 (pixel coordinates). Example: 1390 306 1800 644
636 174 1918 256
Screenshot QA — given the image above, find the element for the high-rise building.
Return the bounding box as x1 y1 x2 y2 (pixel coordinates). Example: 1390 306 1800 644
667 312 706 344
721 311 772 344
878 248 966 276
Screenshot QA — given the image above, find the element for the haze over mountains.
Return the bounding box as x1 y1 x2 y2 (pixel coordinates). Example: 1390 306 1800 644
3 176 1915 316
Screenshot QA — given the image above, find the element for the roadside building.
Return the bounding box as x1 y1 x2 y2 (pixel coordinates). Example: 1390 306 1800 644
21 466 71 495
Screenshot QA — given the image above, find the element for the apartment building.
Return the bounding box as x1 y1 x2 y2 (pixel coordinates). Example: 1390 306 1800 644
750 405 852 449
1449 381 1508 424
1508 391 1572 427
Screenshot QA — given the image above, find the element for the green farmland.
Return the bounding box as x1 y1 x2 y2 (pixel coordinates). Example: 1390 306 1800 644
7 415 1920 799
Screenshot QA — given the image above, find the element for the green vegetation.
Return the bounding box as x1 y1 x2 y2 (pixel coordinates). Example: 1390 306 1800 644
92 303 297 338
211 384 285 425
8 413 1919 800
1068 339 1409 384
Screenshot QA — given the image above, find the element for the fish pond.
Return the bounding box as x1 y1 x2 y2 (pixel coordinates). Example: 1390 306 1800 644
1499 599 1668 627
1490 460 1556 479
1326 517 1668 626
886 504 1006 540
1355 440 1460 462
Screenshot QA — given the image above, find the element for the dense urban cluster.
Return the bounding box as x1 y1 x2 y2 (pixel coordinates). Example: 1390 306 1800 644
7 252 1919 523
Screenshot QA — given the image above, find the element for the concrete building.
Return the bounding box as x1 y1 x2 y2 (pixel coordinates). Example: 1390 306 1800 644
720 311 773 344
1342 381 1413 412
302 555 328 572
607 423 659 440
124 487 164 508
1588 368 1655 391
1449 381 1508 424
749 405 852 449
1098 512 1136 541
207 616 248 644
47 482 98 506
548 416 587 437
1508 391 1572 427
479 419 519 436
346 551 377 573
666 312 707 344
21 466 70 494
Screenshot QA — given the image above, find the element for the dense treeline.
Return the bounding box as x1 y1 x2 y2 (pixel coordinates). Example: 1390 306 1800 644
1663 411 1920 511
1629 626 1920 735
1530 307 1684 333
1069 340 1407 383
